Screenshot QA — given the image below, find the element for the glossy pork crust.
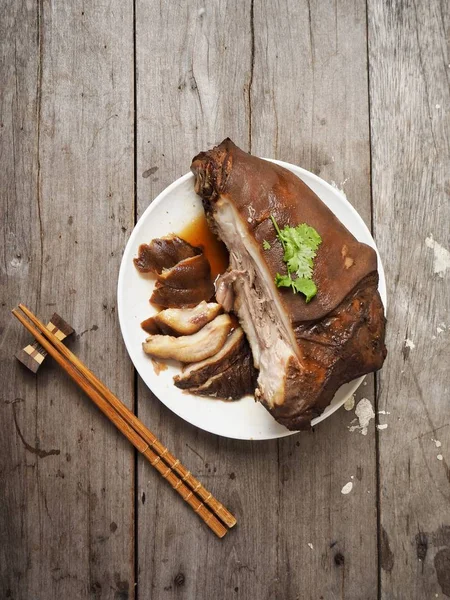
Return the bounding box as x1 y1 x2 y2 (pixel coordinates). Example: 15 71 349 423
133 236 200 273
191 138 386 429
133 236 214 308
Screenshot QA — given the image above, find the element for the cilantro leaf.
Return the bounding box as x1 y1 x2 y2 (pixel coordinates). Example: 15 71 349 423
274 273 294 289
270 216 322 302
291 278 317 303
262 240 271 250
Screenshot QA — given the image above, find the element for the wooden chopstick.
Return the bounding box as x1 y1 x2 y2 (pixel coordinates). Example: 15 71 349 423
17 303 236 529
12 307 230 538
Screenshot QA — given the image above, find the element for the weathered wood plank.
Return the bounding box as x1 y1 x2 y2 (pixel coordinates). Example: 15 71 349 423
369 1 450 597
0 1 135 598
251 2 378 599
135 2 278 598
369 1 450 599
136 1 377 599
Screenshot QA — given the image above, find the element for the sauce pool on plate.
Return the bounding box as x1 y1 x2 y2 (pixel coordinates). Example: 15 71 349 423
178 213 229 280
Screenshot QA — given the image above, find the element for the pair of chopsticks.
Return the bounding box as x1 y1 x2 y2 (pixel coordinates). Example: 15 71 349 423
13 304 236 538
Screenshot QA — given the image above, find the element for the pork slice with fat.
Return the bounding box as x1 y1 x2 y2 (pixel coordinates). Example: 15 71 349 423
142 314 232 363
184 351 257 401
174 327 255 391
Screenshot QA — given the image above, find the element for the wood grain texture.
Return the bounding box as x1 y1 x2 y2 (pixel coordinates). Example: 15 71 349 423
251 2 378 599
0 1 135 598
369 1 450 598
136 1 377 598
4 0 448 596
135 2 268 598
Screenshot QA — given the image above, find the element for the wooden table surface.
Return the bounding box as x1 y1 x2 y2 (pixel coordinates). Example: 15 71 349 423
1 1 449 599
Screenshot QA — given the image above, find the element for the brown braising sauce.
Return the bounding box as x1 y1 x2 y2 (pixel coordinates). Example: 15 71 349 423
178 213 229 281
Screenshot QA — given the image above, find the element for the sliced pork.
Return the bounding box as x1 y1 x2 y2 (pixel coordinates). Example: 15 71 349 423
133 236 200 273
150 278 214 308
142 314 232 363
141 301 222 336
191 138 386 429
174 327 251 389
134 235 215 308
140 316 161 335
185 352 257 400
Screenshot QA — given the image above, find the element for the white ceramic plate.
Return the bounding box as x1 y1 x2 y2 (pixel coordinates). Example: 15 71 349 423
118 159 387 440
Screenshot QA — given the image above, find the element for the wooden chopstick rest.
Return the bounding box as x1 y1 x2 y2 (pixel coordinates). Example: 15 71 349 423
13 305 235 537
15 313 74 373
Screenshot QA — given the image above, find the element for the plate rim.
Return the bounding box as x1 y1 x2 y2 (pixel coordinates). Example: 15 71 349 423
118 158 386 440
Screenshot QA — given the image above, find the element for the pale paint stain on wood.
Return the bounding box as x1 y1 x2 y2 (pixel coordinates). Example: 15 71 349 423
369 0 450 598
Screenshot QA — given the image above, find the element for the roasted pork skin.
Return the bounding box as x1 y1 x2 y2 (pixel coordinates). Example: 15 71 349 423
191 139 386 429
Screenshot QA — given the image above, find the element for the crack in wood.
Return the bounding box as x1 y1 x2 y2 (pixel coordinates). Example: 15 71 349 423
247 0 254 153
380 526 394 572
36 0 44 306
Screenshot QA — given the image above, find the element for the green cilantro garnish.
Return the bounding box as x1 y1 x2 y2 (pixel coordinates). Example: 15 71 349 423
270 215 322 302
262 240 271 250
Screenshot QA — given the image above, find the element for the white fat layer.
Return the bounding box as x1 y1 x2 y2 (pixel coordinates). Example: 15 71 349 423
259 339 291 401
234 288 261 366
214 198 299 407
179 327 244 379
